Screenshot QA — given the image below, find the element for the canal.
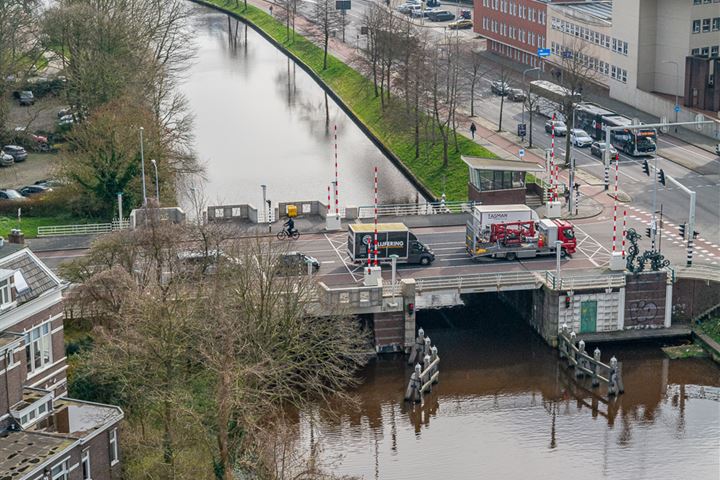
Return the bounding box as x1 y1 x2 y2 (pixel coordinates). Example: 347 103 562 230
182 5 420 208
298 296 720 479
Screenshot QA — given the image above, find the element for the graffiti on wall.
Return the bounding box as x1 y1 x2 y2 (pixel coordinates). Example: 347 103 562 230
626 300 661 326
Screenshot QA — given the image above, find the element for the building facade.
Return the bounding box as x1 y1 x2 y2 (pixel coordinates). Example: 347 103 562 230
0 242 123 480
473 0 550 69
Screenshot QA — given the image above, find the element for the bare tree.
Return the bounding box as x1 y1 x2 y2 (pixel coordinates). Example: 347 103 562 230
461 43 492 118
307 0 342 70
549 38 599 166
429 31 461 167
495 64 511 132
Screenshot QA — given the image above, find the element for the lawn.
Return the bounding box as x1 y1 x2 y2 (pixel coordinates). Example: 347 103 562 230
0 215 93 239
204 0 496 200
698 316 720 345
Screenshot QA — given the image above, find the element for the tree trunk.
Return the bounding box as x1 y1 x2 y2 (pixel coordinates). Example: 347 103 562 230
498 95 504 132
470 77 476 117
216 370 233 480
529 110 534 148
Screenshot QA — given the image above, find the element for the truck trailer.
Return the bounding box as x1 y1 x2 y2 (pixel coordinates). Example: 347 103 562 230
347 223 435 265
465 207 576 260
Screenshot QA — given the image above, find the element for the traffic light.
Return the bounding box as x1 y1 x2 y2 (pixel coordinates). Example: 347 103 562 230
407 302 415 316
693 231 699 239
565 295 571 309
679 223 686 239
645 227 652 238
614 153 620 161
658 169 666 186
642 159 650 176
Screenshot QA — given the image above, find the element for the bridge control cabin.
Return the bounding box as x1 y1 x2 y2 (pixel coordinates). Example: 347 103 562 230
462 156 545 206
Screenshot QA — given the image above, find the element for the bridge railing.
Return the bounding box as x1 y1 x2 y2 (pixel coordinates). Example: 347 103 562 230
357 201 475 219
558 324 624 396
408 271 543 293
316 282 384 308
37 220 129 237
543 271 626 291
668 265 720 283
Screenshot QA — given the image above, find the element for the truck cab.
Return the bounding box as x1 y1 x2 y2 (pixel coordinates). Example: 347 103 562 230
408 234 435 265
538 219 576 256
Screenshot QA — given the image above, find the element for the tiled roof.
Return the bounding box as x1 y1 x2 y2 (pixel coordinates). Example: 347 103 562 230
0 248 60 305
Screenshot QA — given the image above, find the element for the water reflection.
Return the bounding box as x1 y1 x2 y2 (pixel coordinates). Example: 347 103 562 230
182 6 420 208
300 297 720 479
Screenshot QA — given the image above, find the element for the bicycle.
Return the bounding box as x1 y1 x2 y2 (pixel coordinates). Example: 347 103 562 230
277 228 300 240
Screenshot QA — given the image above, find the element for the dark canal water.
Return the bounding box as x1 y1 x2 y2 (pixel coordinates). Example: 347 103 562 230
182 6 420 208
299 296 720 479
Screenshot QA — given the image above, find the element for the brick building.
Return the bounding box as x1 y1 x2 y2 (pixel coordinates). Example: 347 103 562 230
0 242 123 480
473 0 551 69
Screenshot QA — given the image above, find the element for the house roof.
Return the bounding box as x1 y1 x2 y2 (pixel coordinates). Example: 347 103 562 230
0 247 61 306
0 430 75 480
462 156 546 172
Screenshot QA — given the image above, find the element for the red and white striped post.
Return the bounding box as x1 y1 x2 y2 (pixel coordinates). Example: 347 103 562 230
327 185 331 216
612 159 619 252
622 209 627 259
373 166 379 267
549 114 555 200
334 125 340 220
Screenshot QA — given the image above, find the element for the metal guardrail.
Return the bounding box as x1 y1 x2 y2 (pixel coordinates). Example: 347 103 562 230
558 325 624 396
669 265 720 283
544 271 626 290
37 220 129 237
358 201 475 219
402 271 543 294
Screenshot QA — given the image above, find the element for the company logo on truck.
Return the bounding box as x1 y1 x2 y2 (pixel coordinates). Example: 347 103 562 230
487 213 510 221
361 235 404 248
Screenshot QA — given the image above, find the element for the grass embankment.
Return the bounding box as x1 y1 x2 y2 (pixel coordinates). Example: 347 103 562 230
204 0 495 200
0 215 91 239
697 316 720 345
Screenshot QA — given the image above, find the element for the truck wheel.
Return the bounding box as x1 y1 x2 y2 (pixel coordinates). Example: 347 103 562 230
420 257 430 265
561 249 567 258
506 252 517 261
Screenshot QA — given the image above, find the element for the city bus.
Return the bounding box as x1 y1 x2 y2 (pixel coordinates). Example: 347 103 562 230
574 103 657 156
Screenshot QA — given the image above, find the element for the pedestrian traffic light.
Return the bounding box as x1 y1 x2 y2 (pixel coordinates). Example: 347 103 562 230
658 169 666 186
565 295 571 309
678 223 686 239
642 159 650 176
645 227 652 238
407 302 415 316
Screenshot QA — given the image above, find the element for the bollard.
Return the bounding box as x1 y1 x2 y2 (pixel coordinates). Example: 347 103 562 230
423 337 432 358
559 324 568 359
408 328 425 365
430 346 439 384
576 340 586 378
608 356 618 396
569 331 577 368
592 347 601 388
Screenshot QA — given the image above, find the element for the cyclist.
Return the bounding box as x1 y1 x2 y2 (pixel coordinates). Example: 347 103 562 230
283 216 296 237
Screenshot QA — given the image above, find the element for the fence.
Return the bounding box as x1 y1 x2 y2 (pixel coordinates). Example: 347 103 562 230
558 324 624 396
357 201 475 219
669 265 720 283
544 271 626 291
409 271 543 294
37 220 129 237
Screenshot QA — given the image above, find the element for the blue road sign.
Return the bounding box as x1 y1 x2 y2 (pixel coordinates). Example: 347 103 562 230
562 51 573 59
674 105 680 113
537 48 550 57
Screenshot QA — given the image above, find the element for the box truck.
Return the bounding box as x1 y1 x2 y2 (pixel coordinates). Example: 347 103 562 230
347 223 435 265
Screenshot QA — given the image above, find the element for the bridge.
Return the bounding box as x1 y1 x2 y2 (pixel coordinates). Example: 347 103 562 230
201 199 719 353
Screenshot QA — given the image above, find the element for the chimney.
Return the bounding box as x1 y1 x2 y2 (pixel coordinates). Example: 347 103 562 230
8 229 24 244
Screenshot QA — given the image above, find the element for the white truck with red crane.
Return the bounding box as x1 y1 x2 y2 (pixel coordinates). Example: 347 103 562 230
465 205 577 261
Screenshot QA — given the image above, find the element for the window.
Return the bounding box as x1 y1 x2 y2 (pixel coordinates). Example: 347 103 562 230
109 428 119 465
692 47 701 55
623 41 628 55
51 461 68 480
712 46 719 57
701 46 710 56
82 451 92 480
611 65 617 79
25 322 52 375
713 18 720 31
620 69 628 83
693 20 701 33
702 18 711 32
0 279 11 306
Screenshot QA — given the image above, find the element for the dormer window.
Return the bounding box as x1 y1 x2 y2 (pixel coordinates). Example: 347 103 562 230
0 278 12 307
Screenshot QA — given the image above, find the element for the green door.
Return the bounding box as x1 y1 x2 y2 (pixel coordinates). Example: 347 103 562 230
580 300 597 333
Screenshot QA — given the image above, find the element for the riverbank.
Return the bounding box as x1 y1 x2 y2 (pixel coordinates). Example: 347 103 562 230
196 0 496 201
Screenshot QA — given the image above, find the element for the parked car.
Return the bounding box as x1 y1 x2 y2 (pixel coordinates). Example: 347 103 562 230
570 129 593 147
448 19 472 29
715 143 719 156
57 114 74 127
19 185 52 197
409 6 430 17
35 179 65 188
0 189 24 201
428 10 454 21
459 9 471 19
426 0 440 7
0 153 14 167
2 145 28 162
277 252 320 275
15 91 34 106
57 106 73 118
490 81 510 96
507 88 526 102
544 119 567 136
11 128 50 152
590 141 619 159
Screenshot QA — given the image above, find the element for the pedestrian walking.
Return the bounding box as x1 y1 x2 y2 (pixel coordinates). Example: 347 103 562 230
470 122 477 139
269 4 273 15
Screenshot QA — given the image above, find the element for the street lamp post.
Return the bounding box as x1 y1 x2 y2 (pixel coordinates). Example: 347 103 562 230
139 127 147 206
662 60 680 132
150 159 160 203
